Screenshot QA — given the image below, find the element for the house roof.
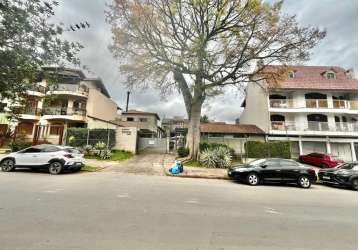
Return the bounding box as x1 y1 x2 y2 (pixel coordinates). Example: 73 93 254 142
123 110 160 120
200 123 264 135
263 65 358 91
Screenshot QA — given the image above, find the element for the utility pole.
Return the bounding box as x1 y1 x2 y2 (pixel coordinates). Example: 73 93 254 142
125 91 130 112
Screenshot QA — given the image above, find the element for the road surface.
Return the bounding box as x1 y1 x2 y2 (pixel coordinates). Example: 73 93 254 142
0 170 357 250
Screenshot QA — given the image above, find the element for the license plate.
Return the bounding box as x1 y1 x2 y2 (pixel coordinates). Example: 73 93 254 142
322 176 330 180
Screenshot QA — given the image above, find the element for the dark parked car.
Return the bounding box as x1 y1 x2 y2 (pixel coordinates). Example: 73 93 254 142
318 162 358 191
299 153 344 168
228 158 317 188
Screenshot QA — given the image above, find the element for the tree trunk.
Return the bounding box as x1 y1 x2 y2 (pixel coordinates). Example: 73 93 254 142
186 100 203 160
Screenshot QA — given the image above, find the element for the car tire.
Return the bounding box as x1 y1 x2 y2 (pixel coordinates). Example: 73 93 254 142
1 158 15 172
48 161 63 175
352 179 358 191
298 175 311 188
246 173 259 186
71 167 81 173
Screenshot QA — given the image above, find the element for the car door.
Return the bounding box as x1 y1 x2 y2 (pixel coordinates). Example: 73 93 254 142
37 145 61 165
259 159 282 182
15 147 42 166
279 159 301 181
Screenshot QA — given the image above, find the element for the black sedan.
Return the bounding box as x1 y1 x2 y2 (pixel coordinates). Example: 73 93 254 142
318 162 358 191
228 158 317 188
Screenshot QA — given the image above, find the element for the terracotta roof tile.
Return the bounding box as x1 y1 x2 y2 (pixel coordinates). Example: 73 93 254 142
264 65 358 90
200 123 264 135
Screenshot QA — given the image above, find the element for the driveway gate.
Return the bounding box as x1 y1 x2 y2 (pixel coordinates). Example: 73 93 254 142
137 137 168 153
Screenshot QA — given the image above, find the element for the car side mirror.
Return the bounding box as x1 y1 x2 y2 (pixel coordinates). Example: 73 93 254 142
261 165 267 168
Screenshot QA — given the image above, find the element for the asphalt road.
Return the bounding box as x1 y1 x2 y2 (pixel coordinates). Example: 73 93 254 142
0 171 357 250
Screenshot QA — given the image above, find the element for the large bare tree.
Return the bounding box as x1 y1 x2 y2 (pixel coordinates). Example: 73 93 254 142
107 0 325 159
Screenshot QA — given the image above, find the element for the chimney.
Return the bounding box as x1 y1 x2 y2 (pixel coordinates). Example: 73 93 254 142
346 68 356 79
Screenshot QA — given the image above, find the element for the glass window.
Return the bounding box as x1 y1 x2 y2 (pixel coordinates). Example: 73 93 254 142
41 145 61 152
139 118 148 122
327 72 336 79
262 160 281 168
279 159 299 167
126 117 134 121
22 147 41 153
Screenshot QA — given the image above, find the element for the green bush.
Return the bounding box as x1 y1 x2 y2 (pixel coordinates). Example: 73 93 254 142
177 147 189 157
66 128 116 148
200 142 235 157
10 139 32 152
199 146 232 168
246 141 291 159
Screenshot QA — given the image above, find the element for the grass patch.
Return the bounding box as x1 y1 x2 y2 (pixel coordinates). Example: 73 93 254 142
84 150 133 161
184 160 204 168
110 150 133 161
81 165 100 172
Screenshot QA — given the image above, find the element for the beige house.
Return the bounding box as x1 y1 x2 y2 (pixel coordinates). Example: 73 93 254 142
240 65 358 161
0 67 119 144
117 110 164 138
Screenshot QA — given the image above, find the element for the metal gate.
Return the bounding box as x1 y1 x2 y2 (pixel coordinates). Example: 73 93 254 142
33 125 64 145
137 137 168 153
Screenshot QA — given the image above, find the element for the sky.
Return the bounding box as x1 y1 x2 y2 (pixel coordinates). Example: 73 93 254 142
54 0 358 123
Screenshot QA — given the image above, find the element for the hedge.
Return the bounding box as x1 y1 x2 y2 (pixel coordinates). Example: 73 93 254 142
246 141 291 159
66 128 116 148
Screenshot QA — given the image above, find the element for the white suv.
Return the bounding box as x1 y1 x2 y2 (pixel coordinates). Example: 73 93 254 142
0 144 85 174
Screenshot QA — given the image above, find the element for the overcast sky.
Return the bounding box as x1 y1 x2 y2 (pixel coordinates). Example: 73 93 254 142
54 0 358 123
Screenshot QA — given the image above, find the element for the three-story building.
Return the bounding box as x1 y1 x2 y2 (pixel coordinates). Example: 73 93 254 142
240 65 358 161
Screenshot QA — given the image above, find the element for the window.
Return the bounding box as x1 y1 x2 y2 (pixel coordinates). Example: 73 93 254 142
279 159 299 167
139 118 148 122
262 160 281 168
50 123 64 135
41 145 61 152
17 122 34 135
21 147 41 153
288 71 295 78
326 72 336 79
126 117 134 122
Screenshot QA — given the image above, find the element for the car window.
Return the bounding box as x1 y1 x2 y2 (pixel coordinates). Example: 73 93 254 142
262 160 281 168
279 159 299 167
42 145 61 152
340 163 358 170
63 148 81 154
22 147 41 153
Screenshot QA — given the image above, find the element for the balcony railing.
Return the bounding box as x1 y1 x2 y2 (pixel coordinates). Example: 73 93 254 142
270 121 296 131
269 99 294 108
48 84 88 96
23 107 42 116
43 107 86 116
305 99 328 108
271 121 358 133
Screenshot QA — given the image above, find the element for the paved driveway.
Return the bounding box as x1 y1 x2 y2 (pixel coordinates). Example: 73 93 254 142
87 153 175 176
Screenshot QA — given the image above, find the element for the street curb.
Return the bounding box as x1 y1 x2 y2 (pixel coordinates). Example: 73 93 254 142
163 167 230 180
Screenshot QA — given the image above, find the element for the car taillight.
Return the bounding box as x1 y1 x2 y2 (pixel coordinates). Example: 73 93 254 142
64 154 74 158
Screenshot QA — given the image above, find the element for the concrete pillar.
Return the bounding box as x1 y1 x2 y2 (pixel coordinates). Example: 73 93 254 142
326 140 332 154
327 93 333 108
327 114 336 131
298 138 303 155
351 142 357 161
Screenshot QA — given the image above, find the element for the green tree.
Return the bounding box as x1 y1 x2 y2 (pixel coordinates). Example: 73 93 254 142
200 115 209 123
107 0 325 159
0 0 82 102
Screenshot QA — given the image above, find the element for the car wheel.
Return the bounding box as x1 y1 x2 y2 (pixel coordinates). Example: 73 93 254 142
352 179 358 191
247 173 259 186
1 159 15 172
48 161 63 175
71 167 81 173
298 175 311 188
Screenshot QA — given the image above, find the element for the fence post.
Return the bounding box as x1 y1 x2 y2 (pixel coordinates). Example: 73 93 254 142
86 129 89 146
106 128 110 149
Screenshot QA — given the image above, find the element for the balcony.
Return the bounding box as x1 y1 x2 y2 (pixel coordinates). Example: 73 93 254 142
305 99 328 109
270 121 358 133
43 107 86 116
269 99 294 108
47 84 88 98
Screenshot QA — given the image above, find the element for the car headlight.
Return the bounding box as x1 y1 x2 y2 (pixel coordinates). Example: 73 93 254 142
233 168 248 172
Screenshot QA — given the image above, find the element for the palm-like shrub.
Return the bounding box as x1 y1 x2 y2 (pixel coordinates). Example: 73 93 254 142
199 146 232 168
